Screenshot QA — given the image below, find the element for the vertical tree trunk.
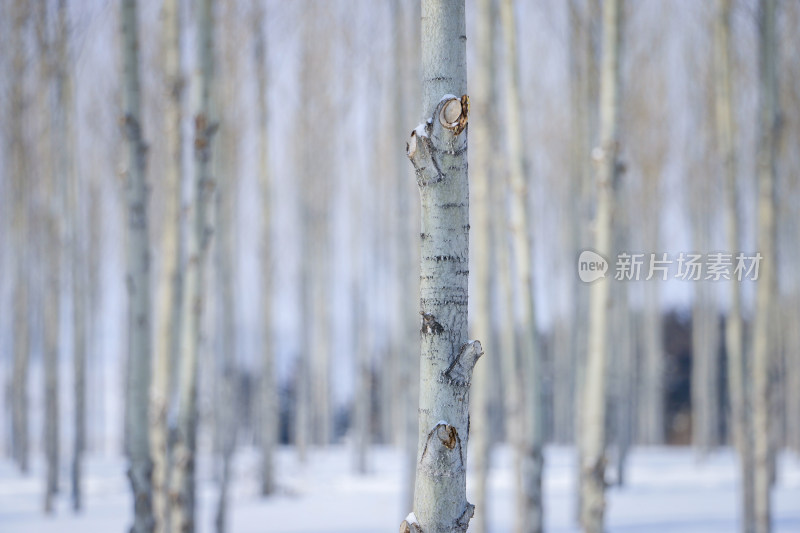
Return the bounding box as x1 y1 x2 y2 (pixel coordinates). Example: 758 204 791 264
753 0 778 531
121 0 154 531
35 0 61 516
170 0 216 530
581 0 622 531
400 2 481 532
152 0 183 529
468 0 495 530
9 0 31 476
253 0 276 497
392 0 420 513
640 283 664 445
499 1 544 530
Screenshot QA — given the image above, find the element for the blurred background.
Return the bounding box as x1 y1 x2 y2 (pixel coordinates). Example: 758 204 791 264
0 0 799 532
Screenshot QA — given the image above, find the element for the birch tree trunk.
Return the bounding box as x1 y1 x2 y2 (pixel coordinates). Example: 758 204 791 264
499 1 544 530
121 0 154 531
392 0 421 513
581 0 622 531
35 1 61 514
753 0 778 531
10 0 31 475
253 0 276 497
400 2 482 531
468 0 495 529
170 0 216 530
152 0 183 529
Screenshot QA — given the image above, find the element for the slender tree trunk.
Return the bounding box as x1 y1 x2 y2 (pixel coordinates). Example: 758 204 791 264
753 1 778 531
253 0 276 497
400 2 481 532
392 0 420 513
499 1 544 531
10 0 31 475
170 0 216 530
639 283 664 445
468 0 495 530
581 0 622 531
121 0 154 530
152 0 183 529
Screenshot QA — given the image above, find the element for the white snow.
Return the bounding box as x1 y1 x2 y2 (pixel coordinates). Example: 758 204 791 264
0 446 798 532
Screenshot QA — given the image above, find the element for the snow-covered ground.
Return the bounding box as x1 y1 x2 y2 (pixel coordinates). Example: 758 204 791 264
1 446 799 532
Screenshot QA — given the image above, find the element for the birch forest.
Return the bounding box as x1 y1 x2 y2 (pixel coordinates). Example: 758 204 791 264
2 0 800 532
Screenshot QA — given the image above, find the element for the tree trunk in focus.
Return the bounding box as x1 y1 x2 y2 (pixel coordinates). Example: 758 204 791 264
400 2 482 532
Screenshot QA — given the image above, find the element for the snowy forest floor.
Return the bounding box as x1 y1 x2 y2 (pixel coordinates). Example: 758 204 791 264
1 445 799 532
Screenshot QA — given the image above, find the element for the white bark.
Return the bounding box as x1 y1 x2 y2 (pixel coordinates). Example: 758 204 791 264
753 0 778 531
152 0 183 529
170 0 216 530
468 0 495 530
581 0 622 531
392 0 420 513
10 0 31 475
400 3 481 532
253 0 276 497
499 1 544 530
121 0 154 531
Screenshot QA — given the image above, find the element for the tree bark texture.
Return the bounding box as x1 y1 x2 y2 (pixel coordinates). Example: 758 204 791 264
400 2 481 532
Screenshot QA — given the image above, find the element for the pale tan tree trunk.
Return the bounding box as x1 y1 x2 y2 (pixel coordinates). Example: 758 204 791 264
500 1 544 530
581 0 623 531
151 0 183 530
753 1 778 531
468 0 496 530
170 0 216 530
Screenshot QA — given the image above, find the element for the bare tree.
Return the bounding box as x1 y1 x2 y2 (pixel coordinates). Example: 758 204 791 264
252 0 276 497
120 0 154 530
499 0 544 530
468 0 497 530
171 0 217 530
753 0 779 532
9 0 31 476
400 1 481 532
151 0 183 530
581 0 623 531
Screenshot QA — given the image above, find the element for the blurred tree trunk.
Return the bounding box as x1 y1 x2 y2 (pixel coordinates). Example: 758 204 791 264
468 0 496 530
253 0 276 497
392 0 420 513
640 283 664 444
50 0 86 512
35 0 61 515
213 4 240 531
400 1 481 532
500 0 544 530
569 0 599 519
171 0 216 530
9 0 31 476
581 0 622 531
753 0 778 531
121 0 154 530
152 0 183 530
610 175 633 487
